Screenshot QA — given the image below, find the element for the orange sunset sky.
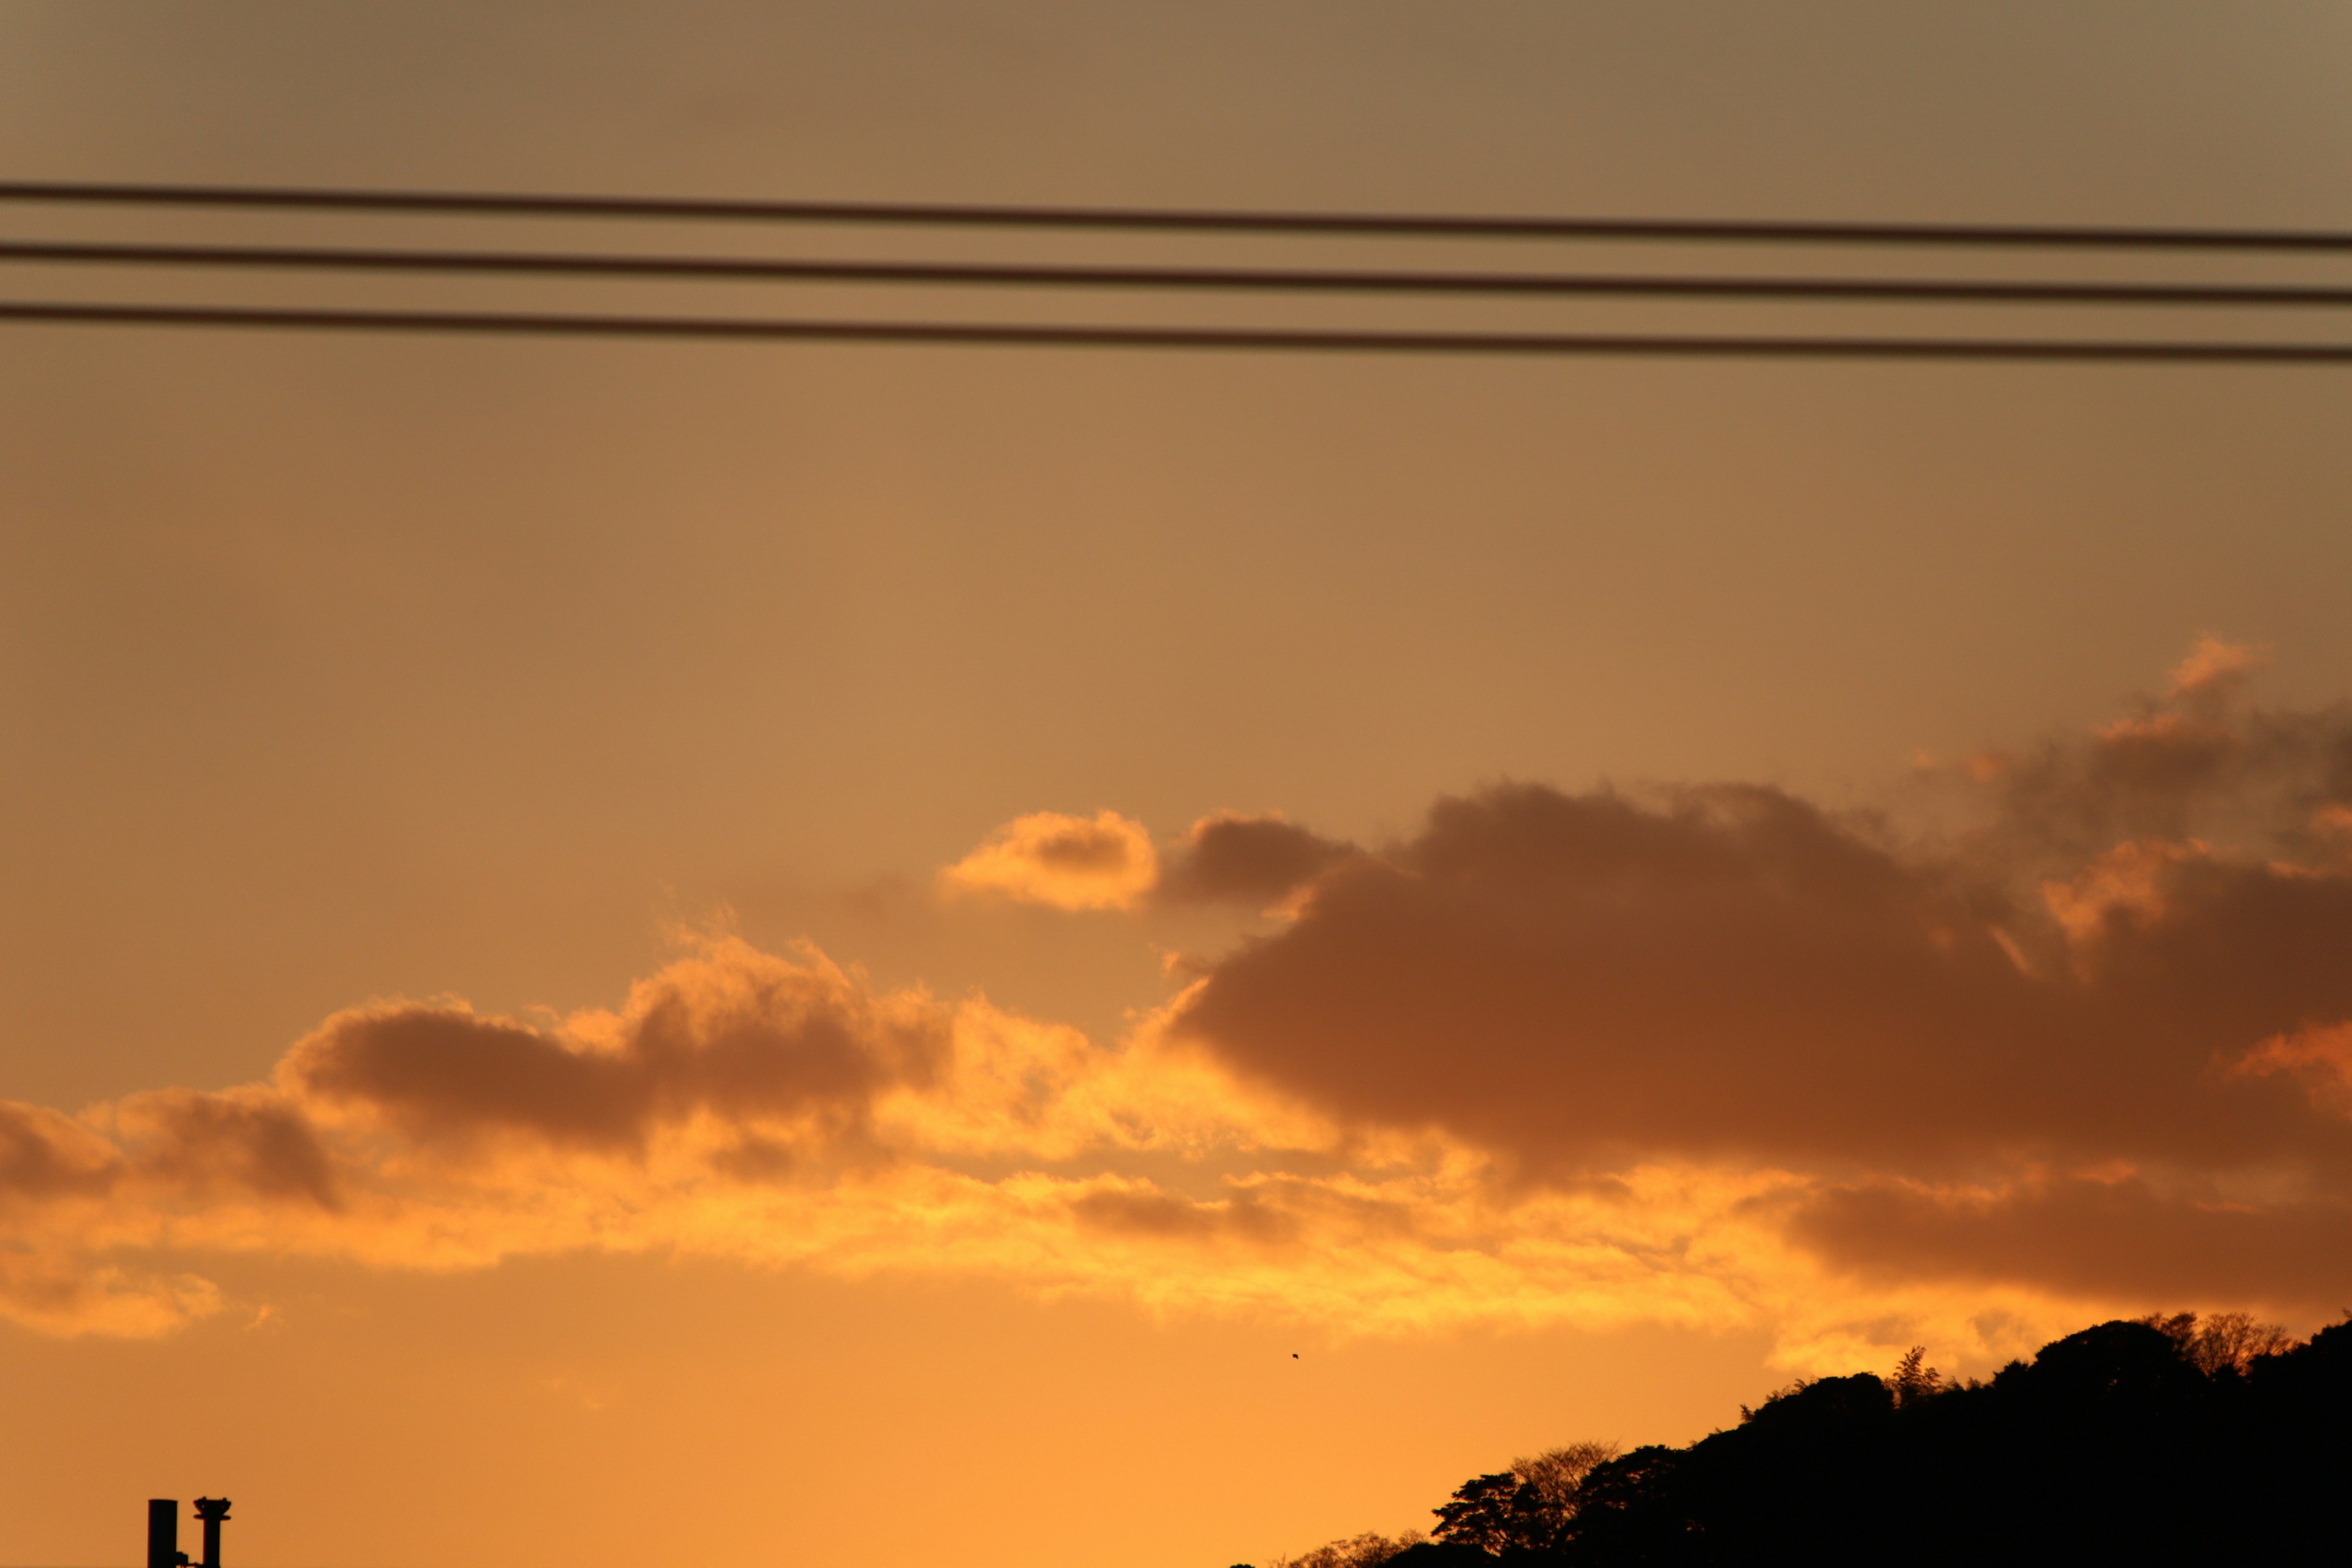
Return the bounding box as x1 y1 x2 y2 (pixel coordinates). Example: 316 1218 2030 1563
7 7 2352 1568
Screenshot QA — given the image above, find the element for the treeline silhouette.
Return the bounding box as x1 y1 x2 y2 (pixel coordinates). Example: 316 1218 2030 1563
1245 1311 2351 1567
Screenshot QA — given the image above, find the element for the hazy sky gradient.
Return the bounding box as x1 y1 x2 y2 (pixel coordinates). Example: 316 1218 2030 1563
6 6 2352 1567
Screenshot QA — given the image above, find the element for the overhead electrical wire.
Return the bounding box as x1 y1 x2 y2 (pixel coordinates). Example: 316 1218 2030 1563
6 179 2352 360
9 179 2352 251
11 301 2352 361
9 238 2352 309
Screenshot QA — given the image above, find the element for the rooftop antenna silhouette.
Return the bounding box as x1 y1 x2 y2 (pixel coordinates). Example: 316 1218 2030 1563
195 1498 232 1568
146 1499 232 1568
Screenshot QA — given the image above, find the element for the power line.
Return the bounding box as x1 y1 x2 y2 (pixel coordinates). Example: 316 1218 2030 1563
12 181 2352 359
10 239 2352 307
10 300 2352 360
8 179 2352 252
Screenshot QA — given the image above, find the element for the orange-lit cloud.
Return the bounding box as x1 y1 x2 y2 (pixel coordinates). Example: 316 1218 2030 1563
943 808 1351 911
941 810 1159 910
2169 632 2271 698
2233 1022 2352 1118
2038 836 2208 954
7 641 2351 1384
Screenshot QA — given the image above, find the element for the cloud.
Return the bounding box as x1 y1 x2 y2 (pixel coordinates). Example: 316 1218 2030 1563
2169 633 2271 698
8 639 2352 1376
1174 686 2352 1169
287 941 948 1157
940 810 1159 910
0 936 1354 1338
0 1251 221 1340
0 1102 121 1204
1791 1175 2352 1308
1163 646 2352 1312
0 927 2251 1368
1069 1183 1304 1248
942 809 1354 913
1175 782 2070 1173
0 935 1817 1349
1156 812 1355 906
108 1088 342 1210
2232 1022 2352 1120
1964 655 2350 870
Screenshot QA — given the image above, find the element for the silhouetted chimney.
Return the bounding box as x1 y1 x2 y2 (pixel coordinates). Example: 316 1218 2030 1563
193 1499 231 1568
147 1501 179 1568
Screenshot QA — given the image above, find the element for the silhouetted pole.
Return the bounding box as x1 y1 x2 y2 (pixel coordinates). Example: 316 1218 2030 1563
193 1499 230 1568
146 1501 179 1568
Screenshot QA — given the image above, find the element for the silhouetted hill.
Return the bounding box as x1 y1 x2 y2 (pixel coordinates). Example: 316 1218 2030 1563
1246 1313 2352 1568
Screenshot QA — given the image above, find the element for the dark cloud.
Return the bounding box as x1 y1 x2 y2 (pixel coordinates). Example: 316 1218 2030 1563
1165 670 2352 1305
1068 1185 1302 1248
1029 820 1144 874
707 1134 799 1185
1156 813 1355 905
1180 784 2024 1168
293 1007 644 1152
0 1103 121 1204
1792 1177 2352 1310
1173 782 2352 1175
1968 690 2352 872
116 1089 342 1210
288 944 950 1157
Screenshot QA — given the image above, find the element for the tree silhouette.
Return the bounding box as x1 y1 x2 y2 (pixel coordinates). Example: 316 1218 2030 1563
1883 1346 1942 1407
2138 1308 2293 1376
1257 1310 2352 1568
1430 1442 1619 1557
1261 1531 1427 1568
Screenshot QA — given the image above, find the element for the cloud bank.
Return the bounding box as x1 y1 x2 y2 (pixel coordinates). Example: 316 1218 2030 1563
9 643 2350 1377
